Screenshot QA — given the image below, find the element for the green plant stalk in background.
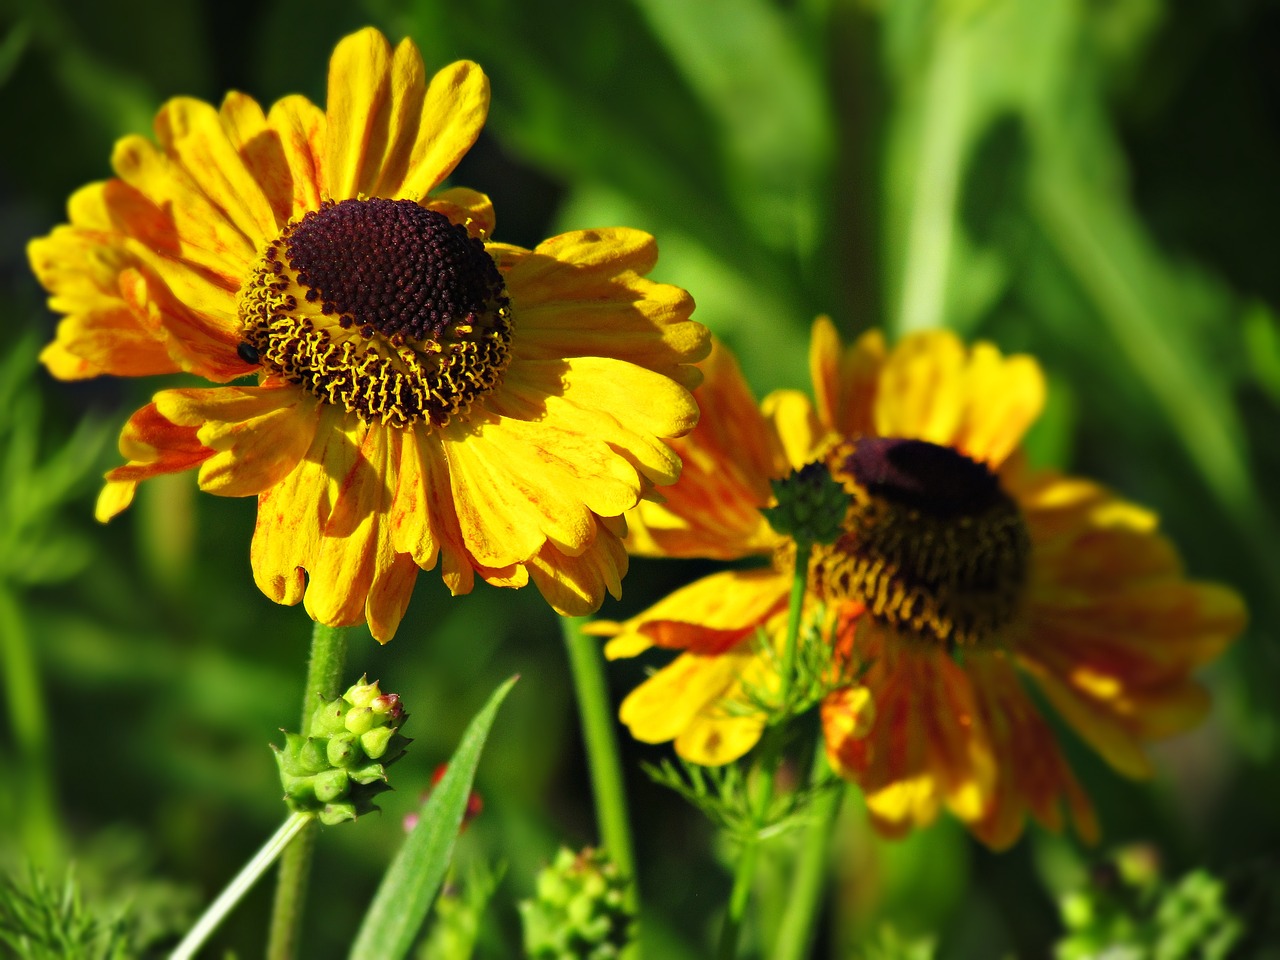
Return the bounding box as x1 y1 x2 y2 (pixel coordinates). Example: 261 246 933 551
773 755 844 960
561 618 640 924
0 582 61 868
267 621 351 960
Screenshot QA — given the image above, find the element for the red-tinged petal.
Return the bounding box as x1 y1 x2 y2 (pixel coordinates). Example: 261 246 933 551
593 567 790 660
154 383 319 497
96 402 213 521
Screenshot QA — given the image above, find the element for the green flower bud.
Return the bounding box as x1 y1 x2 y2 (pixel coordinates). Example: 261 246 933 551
761 461 851 547
519 847 634 960
273 676 410 822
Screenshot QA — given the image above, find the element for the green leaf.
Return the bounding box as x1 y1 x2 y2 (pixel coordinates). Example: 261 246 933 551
348 676 518 960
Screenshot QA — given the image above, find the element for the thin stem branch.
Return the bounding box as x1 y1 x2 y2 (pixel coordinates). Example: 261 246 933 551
561 616 638 907
266 621 351 960
717 541 812 959
172 812 313 960
778 542 811 708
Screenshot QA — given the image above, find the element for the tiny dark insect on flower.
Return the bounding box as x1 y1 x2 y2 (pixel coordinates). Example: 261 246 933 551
237 341 260 365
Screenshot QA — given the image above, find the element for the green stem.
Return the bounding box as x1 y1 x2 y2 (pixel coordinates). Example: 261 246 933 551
561 617 638 910
172 812 313 960
266 621 351 960
772 755 845 960
0 582 61 866
778 541 811 708
718 537 812 959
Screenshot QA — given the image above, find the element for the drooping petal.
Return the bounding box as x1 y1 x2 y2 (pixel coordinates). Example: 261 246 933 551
525 528 629 616
965 654 1099 848
619 645 769 765
491 357 697 489
154 382 319 497
250 407 350 609
591 567 791 659
824 618 995 834
96 402 214 521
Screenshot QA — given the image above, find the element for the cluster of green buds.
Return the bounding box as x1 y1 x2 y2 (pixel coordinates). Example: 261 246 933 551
519 847 634 960
1056 846 1243 959
761 460 850 547
273 677 409 825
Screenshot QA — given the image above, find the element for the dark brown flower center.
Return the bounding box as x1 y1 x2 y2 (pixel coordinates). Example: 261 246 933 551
812 437 1030 649
237 198 512 429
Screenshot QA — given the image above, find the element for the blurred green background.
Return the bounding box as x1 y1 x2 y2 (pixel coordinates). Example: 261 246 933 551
1 0 1278 956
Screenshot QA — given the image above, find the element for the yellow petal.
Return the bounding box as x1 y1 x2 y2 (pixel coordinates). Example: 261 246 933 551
874 330 967 444
397 60 489 201
155 384 319 497
761 389 829 469
264 95 326 220
526 530 628 615
953 345 1045 467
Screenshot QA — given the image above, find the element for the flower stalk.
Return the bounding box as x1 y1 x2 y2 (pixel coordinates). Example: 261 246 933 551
267 621 351 960
562 616 639 926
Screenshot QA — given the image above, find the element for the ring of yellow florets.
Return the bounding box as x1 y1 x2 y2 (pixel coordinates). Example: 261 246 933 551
237 198 513 429
807 437 1031 650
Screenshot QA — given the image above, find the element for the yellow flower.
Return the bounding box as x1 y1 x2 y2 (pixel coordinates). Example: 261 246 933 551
593 319 1244 848
29 28 707 641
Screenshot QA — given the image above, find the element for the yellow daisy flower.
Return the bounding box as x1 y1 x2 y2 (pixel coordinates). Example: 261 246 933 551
29 28 707 641
593 319 1244 848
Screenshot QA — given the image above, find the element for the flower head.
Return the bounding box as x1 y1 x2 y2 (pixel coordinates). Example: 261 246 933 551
593 319 1244 848
30 28 707 640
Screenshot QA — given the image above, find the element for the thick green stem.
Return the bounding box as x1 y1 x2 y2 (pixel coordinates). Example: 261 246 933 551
266 621 351 960
561 617 638 912
772 754 845 960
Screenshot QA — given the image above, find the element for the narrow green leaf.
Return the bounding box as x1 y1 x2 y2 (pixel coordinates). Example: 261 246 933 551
348 676 518 960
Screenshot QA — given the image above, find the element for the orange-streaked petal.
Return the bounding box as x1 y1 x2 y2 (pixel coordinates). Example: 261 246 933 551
809 317 885 438
593 567 790 660
154 383 319 497
524 528 628 616
626 339 785 560
96 402 213 521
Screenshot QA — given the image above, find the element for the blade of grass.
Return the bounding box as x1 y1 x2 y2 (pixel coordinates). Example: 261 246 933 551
348 676 519 960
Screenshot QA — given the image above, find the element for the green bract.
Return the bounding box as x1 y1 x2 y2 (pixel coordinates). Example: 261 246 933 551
761 461 850 548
